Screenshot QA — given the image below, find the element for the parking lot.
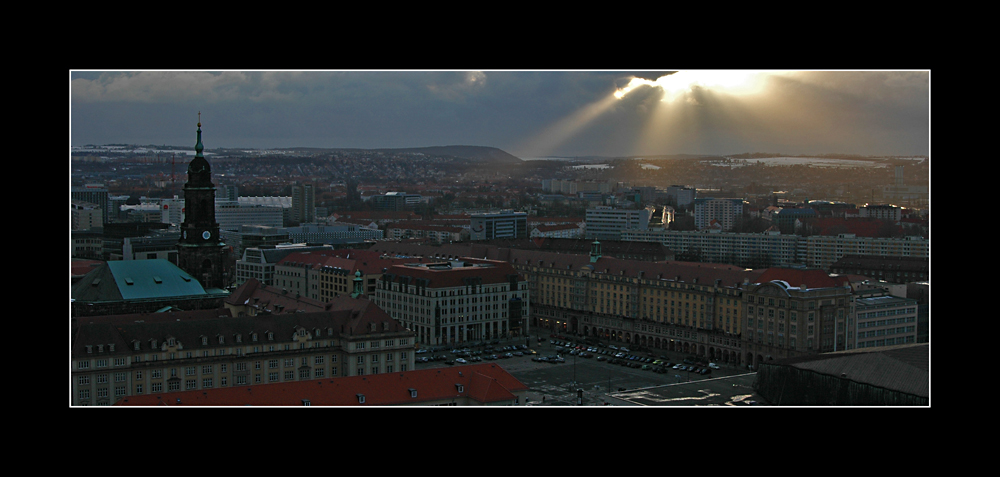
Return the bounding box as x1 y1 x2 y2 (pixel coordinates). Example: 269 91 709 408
414 335 765 406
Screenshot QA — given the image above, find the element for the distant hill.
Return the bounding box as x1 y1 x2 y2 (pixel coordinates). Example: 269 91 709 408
372 145 523 164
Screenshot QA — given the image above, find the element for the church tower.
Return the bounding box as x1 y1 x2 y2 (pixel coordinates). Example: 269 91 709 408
177 114 228 289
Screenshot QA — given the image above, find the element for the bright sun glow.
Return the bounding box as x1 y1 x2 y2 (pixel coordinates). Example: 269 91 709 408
615 71 773 102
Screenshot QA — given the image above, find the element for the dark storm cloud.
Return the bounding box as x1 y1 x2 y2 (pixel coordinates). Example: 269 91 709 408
70 70 929 157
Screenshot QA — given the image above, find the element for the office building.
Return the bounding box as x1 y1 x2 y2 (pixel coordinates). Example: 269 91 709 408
72 185 110 225
370 192 422 211
741 268 853 366
72 200 103 231
852 290 919 350
214 200 284 231
374 259 529 347
470 210 528 241
584 206 652 241
234 243 335 286
291 184 316 224
284 223 383 243
666 185 696 209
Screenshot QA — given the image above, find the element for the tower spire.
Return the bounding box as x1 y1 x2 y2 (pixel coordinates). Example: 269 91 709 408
195 112 204 158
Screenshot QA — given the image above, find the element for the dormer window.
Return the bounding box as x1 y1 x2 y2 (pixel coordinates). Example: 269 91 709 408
133 341 140 351
455 384 464 393
86 345 93 354
202 336 208 346
236 334 242 343
252 333 258 342
268 332 274 340
218 336 225 344
109 344 115 352
97 344 104 353
357 394 365 404
409 388 417 398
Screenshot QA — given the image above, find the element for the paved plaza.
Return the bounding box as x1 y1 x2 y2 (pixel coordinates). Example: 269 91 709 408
415 338 766 407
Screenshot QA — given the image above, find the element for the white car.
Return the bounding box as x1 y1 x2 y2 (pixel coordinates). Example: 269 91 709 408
709 363 721 370
455 358 467 364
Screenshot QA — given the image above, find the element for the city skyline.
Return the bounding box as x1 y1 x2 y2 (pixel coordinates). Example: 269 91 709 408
70 70 930 158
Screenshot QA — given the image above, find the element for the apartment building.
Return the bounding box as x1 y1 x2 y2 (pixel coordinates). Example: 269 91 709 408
622 229 799 268
693 197 744 231
373 259 529 347
71 297 414 406
858 204 902 223
799 234 928 270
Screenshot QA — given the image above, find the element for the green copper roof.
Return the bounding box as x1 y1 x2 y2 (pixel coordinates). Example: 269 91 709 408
107 260 208 300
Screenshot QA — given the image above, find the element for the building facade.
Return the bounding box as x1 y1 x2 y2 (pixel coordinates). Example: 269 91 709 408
693 198 744 231
291 184 316 224
284 223 383 243
852 291 919 349
584 206 652 241
741 269 854 368
799 234 928 270
622 229 799 268
72 200 103 231
234 244 336 286
71 298 414 406
374 260 529 347
470 211 528 241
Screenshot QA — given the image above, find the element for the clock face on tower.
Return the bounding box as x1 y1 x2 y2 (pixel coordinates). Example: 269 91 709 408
202 230 211 240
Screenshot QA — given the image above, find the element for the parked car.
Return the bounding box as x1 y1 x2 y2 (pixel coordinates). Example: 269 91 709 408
709 363 721 370
455 358 467 364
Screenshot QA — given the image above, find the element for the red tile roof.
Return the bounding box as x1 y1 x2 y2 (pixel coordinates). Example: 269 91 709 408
115 363 527 406
225 278 329 313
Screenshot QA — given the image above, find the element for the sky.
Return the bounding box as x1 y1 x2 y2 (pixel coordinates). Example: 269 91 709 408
70 70 930 158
